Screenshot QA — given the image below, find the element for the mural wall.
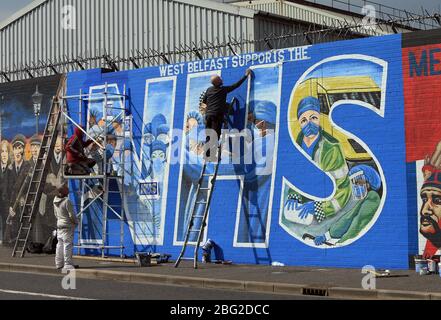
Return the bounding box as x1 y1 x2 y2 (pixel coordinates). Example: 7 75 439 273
0 75 63 250
403 29 441 259
64 33 412 269
5 29 441 268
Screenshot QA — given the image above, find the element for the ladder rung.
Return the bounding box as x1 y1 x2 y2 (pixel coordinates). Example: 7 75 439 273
192 215 205 218
189 229 202 233
199 188 211 191
195 201 207 204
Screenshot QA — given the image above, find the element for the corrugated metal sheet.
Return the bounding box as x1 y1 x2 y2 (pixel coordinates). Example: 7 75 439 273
0 0 255 81
253 14 358 51
234 0 400 37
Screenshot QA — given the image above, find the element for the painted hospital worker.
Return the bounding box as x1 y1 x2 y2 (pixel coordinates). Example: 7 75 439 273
314 164 381 246
284 96 351 224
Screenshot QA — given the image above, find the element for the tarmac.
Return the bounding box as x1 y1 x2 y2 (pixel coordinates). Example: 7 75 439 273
0 246 440 300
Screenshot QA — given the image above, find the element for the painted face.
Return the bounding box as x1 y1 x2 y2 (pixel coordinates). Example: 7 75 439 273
420 187 441 239
254 119 268 138
13 145 24 163
299 110 320 128
31 144 40 159
108 139 117 148
112 122 122 133
144 133 155 145
352 177 368 200
185 118 198 135
151 150 166 162
54 137 63 154
299 110 320 138
1 144 9 165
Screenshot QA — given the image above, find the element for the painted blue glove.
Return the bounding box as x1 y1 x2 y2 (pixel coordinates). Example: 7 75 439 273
314 234 327 246
284 199 298 211
298 201 315 219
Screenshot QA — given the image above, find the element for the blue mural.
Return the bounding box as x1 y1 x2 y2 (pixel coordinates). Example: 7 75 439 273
63 34 411 268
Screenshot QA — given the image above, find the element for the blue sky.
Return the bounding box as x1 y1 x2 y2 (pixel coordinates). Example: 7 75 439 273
1 0 440 23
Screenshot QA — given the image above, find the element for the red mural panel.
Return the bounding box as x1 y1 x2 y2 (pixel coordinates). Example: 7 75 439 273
403 43 441 162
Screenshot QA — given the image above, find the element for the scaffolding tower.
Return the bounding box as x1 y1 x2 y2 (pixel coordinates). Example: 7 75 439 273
60 83 129 258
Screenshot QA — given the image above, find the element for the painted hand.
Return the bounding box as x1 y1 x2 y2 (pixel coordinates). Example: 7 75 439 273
298 201 315 219
314 234 327 246
284 199 298 211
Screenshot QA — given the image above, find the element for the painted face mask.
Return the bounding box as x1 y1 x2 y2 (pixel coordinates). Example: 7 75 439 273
301 121 320 137
252 124 261 139
151 151 166 179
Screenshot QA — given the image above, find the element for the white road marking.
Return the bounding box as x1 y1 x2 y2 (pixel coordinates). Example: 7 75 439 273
0 289 95 300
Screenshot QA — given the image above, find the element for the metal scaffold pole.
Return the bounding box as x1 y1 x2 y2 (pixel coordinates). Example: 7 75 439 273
61 82 128 259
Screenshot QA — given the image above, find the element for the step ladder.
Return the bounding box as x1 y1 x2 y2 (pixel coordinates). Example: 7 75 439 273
12 95 63 258
174 123 227 269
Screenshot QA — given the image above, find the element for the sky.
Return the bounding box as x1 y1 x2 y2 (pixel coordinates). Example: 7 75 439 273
1 0 440 23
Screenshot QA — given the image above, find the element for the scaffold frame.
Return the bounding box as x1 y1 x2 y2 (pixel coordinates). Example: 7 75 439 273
60 83 128 258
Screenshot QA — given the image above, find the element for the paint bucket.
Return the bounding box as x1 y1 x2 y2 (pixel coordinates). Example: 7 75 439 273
428 260 438 274
415 259 428 273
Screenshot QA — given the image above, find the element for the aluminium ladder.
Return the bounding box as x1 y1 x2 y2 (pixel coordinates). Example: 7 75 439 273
174 119 228 269
12 88 64 257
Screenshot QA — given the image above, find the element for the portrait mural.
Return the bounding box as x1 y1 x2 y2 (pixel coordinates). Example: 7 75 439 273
0 75 63 251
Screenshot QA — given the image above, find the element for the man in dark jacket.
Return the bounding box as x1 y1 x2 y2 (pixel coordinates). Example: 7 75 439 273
201 69 252 159
29 134 41 168
5 134 31 246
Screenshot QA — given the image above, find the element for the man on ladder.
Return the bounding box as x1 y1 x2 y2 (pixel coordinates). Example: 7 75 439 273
175 69 252 269
201 69 252 161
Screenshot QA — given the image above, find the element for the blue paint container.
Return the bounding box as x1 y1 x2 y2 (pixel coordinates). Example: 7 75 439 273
415 259 428 273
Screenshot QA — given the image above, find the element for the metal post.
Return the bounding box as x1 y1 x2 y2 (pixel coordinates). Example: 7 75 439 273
102 82 109 258
77 88 84 256
120 84 126 258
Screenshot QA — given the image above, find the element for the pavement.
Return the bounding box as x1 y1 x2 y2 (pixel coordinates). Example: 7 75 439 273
0 246 440 300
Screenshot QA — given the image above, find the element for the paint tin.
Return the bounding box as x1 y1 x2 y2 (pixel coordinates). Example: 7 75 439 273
415 259 428 273
427 260 438 273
